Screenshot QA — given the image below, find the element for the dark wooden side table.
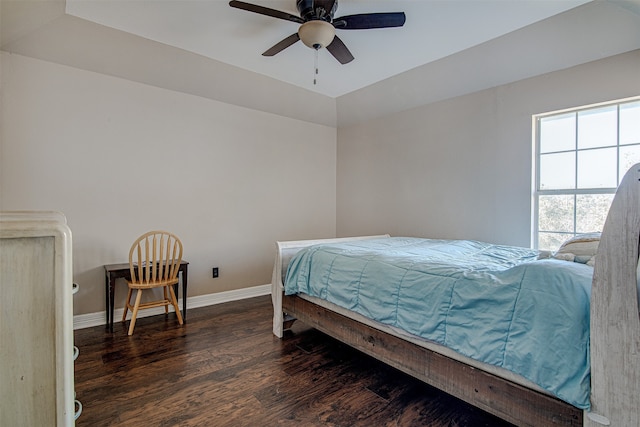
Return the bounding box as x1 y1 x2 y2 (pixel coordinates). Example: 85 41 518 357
103 261 189 332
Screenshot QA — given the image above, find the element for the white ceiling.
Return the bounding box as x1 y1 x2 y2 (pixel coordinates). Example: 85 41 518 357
2 0 639 127
64 0 593 98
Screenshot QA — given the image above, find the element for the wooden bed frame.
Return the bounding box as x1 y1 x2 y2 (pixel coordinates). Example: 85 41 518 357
271 163 640 427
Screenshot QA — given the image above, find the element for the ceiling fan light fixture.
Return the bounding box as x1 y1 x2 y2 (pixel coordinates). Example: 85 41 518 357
298 20 335 50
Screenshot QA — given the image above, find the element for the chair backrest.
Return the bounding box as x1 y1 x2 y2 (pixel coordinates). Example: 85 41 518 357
128 231 183 285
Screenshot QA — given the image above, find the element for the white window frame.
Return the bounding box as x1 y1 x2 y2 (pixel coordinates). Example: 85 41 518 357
532 96 640 250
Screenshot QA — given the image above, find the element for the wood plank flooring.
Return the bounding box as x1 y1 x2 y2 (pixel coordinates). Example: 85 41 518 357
73 295 514 427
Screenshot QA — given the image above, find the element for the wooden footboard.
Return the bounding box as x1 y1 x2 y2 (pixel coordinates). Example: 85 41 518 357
585 163 640 427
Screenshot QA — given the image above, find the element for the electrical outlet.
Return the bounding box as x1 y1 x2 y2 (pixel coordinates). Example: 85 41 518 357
212 267 219 278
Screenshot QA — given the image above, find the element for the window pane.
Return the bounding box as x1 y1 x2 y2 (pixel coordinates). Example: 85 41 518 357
620 101 640 145
578 105 617 149
539 232 573 252
577 147 617 188
538 195 574 232
535 98 640 251
576 194 614 233
540 113 575 153
620 145 640 182
540 152 575 190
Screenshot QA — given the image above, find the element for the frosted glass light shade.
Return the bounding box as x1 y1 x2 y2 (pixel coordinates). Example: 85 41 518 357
298 20 336 49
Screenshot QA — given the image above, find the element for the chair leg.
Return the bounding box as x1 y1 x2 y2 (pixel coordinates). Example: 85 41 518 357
163 287 169 314
168 286 184 325
122 288 133 321
128 289 143 336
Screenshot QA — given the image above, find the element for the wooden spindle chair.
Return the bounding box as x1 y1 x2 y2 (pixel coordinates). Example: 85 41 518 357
122 231 184 335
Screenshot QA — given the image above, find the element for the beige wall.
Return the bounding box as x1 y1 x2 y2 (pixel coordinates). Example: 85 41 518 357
1 52 337 315
3 47 639 316
336 50 640 246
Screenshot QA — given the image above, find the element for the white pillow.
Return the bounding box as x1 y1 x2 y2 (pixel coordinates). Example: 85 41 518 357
553 233 601 266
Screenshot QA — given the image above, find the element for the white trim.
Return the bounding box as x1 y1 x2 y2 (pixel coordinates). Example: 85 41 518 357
73 284 271 330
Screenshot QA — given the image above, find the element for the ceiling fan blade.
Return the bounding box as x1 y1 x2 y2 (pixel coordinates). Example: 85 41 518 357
326 35 354 64
262 33 300 56
333 12 406 30
229 1 304 24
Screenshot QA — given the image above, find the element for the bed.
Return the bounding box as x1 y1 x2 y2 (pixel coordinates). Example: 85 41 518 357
271 163 640 427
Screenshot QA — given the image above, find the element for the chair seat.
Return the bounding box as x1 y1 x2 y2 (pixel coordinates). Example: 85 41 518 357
127 278 179 289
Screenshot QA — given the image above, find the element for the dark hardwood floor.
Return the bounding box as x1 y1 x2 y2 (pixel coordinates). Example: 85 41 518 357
74 295 514 426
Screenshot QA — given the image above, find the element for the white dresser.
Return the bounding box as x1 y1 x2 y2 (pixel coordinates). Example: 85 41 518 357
0 211 75 426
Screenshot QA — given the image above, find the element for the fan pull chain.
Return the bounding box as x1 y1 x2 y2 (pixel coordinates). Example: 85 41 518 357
313 47 319 85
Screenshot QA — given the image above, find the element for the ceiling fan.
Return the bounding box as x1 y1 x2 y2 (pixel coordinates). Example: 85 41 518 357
229 0 406 64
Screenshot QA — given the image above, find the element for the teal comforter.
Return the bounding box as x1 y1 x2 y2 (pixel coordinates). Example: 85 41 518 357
284 237 592 409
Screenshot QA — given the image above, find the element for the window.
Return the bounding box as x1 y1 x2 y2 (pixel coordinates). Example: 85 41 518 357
533 97 640 251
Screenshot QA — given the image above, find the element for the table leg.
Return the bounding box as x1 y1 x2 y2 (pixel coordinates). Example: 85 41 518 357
109 275 116 332
104 271 111 330
182 265 188 321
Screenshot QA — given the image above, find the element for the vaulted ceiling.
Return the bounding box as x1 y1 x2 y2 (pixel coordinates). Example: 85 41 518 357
64 0 593 97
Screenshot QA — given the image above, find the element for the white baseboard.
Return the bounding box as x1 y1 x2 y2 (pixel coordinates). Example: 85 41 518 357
73 284 272 330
